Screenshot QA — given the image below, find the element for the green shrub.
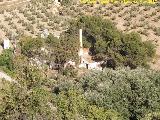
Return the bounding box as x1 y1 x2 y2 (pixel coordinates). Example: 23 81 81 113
155 27 160 36
20 36 43 57
61 0 74 6
80 67 160 120
141 112 160 120
0 79 57 120
56 89 123 120
61 66 78 78
0 49 14 72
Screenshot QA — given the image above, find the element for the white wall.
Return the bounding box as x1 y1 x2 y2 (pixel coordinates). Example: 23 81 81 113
3 38 10 49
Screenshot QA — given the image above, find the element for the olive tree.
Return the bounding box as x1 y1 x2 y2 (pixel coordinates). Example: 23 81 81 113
79 67 160 120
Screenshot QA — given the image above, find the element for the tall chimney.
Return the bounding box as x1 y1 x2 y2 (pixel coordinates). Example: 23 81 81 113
79 29 83 48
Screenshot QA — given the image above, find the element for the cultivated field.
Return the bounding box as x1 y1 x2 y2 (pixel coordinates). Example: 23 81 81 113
0 0 160 69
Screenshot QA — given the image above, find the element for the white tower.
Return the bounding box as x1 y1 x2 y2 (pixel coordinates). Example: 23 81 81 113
79 29 83 48
79 29 84 64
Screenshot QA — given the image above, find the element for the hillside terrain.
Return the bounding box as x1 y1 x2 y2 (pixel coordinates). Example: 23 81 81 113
0 1 160 120
0 0 160 69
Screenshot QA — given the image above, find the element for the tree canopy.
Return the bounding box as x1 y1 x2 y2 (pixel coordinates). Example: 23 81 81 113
0 15 159 120
68 15 156 68
0 49 14 75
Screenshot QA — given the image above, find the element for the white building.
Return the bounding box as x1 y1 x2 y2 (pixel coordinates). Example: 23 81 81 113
49 29 102 70
3 38 10 49
78 29 102 70
53 0 61 6
41 29 49 38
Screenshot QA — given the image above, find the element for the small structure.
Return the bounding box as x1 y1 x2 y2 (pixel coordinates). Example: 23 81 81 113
3 38 10 49
78 29 102 70
64 60 76 69
48 29 102 71
53 0 62 6
53 31 62 39
49 62 61 70
41 29 49 38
